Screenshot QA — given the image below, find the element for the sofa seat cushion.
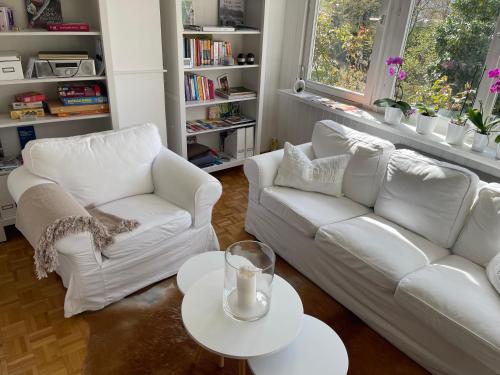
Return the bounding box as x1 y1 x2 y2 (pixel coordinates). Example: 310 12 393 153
374 149 479 248
97 194 192 259
22 124 163 207
260 186 371 238
395 255 500 371
315 214 449 292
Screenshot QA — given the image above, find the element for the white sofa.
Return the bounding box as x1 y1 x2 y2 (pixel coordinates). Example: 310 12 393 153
8 124 222 317
244 120 500 375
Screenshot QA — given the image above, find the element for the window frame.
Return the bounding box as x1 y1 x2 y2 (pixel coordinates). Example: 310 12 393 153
302 0 500 117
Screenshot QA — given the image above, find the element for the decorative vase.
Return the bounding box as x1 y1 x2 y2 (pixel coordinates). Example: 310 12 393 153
497 143 500 160
384 107 403 126
445 121 468 145
223 241 275 322
471 132 489 153
416 113 438 135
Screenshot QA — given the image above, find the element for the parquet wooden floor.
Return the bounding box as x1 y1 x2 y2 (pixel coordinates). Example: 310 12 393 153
0 167 428 375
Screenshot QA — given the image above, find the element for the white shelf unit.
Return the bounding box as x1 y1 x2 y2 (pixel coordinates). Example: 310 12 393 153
0 0 112 158
161 0 269 173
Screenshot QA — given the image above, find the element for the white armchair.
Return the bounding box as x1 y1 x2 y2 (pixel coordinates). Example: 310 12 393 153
8 124 222 317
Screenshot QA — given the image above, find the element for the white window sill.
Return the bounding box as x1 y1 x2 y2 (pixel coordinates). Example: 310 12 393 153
279 89 500 178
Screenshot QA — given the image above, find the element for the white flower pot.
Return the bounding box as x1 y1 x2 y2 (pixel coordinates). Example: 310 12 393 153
471 132 489 153
416 114 438 135
497 143 500 160
445 121 468 145
384 107 403 126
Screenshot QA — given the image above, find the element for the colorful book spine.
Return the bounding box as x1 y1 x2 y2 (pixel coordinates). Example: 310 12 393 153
61 96 108 106
185 74 215 102
15 92 46 103
11 101 44 110
47 23 90 31
183 38 233 67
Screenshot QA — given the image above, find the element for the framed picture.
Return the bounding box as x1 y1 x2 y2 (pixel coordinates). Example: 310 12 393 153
182 0 195 26
219 0 245 27
217 74 230 92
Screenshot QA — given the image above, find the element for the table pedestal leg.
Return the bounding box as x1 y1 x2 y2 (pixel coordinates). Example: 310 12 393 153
238 359 246 375
218 356 225 368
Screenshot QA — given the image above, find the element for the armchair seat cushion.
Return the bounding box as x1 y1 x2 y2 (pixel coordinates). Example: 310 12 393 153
260 186 371 238
95 194 192 259
315 214 449 292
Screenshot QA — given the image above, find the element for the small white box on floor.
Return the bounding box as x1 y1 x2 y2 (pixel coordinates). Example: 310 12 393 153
0 52 23 81
225 128 246 160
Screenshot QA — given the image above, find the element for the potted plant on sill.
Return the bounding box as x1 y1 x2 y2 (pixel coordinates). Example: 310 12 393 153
374 56 413 126
414 76 451 135
466 102 500 153
446 66 483 145
415 104 438 135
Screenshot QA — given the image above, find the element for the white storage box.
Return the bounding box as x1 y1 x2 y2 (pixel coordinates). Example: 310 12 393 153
0 52 23 81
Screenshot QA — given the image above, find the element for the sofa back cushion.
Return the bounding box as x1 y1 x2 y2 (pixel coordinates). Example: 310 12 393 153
22 123 162 207
453 184 500 266
374 149 479 248
312 120 395 207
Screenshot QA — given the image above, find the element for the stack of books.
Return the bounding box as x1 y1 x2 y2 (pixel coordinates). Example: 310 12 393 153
186 115 255 134
0 156 22 173
185 74 215 102
48 82 109 117
38 51 89 60
215 87 257 100
184 38 233 67
9 92 46 120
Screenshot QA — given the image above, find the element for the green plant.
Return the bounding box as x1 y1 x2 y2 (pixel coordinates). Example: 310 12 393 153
466 102 500 135
373 98 413 117
415 103 437 117
496 135 500 144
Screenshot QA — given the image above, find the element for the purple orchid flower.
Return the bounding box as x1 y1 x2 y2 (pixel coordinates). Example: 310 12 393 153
388 66 396 76
386 56 404 66
398 70 407 80
488 68 500 78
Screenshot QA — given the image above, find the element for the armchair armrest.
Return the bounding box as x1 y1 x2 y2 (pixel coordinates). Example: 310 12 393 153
152 147 222 228
8 166 55 203
244 143 314 202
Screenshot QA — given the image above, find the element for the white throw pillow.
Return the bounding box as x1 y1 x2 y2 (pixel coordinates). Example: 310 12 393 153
487 253 500 295
374 149 479 249
311 120 395 207
275 142 350 197
454 184 500 266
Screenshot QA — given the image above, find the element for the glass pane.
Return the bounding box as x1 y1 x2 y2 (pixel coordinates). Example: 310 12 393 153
309 0 384 94
493 95 500 117
402 0 500 117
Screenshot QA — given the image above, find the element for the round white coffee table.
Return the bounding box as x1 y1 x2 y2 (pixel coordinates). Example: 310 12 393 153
248 314 349 375
182 268 303 375
176 251 225 295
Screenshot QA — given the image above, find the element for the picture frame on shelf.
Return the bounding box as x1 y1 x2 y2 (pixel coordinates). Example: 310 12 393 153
26 0 63 28
182 0 195 26
219 0 245 27
217 73 229 92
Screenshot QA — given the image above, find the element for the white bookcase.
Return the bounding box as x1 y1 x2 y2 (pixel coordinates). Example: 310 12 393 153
161 0 269 172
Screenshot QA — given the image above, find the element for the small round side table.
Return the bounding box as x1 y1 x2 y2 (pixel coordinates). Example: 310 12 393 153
176 251 225 295
248 314 349 375
182 269 303 375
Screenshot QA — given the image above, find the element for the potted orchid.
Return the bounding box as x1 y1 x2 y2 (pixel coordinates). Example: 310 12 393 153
466 102 500 153
374 56 413 126
415 103 438 135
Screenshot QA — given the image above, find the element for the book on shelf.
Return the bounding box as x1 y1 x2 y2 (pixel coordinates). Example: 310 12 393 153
201 26 235 32
184 37 233 67
58 82 103 98
60 96 108 106
185 74 215 102
47 23 90 32
9 106 45 120
48 100 109 116
15 91 46 103
38 51 89 60
11 101 43 110
186 116 255 134
17 126 36 149
215 87 256 99
223 115 255 125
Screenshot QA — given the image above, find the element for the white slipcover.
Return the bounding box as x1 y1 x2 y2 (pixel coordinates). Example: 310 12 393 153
395 255 500 371
453 183 500 266
22 123 162 207
8 124 223 317
311 120 395 207
260 186 370 238
375 149 479 249
316 214 449 292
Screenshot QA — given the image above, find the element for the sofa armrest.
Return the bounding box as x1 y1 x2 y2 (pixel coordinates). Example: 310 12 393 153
244 143 314 202
152 147 222 228
8 166 55 203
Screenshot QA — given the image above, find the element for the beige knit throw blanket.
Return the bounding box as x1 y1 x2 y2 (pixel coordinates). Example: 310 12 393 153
16 183 140 279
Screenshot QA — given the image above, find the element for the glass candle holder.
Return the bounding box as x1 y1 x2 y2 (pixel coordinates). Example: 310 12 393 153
223 241 276 321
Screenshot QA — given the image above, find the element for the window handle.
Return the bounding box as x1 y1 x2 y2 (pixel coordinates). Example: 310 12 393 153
369 15 385 25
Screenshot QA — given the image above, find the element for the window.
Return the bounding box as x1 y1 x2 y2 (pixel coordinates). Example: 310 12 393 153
308 0 384 95
303 0 500 118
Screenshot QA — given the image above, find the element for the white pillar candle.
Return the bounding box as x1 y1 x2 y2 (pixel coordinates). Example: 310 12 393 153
237 265 257 310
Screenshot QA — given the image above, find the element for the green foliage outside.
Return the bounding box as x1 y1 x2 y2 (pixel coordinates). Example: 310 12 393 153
311 0 500 115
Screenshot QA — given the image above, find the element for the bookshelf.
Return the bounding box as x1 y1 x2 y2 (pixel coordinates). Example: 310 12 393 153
162 0 269 172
